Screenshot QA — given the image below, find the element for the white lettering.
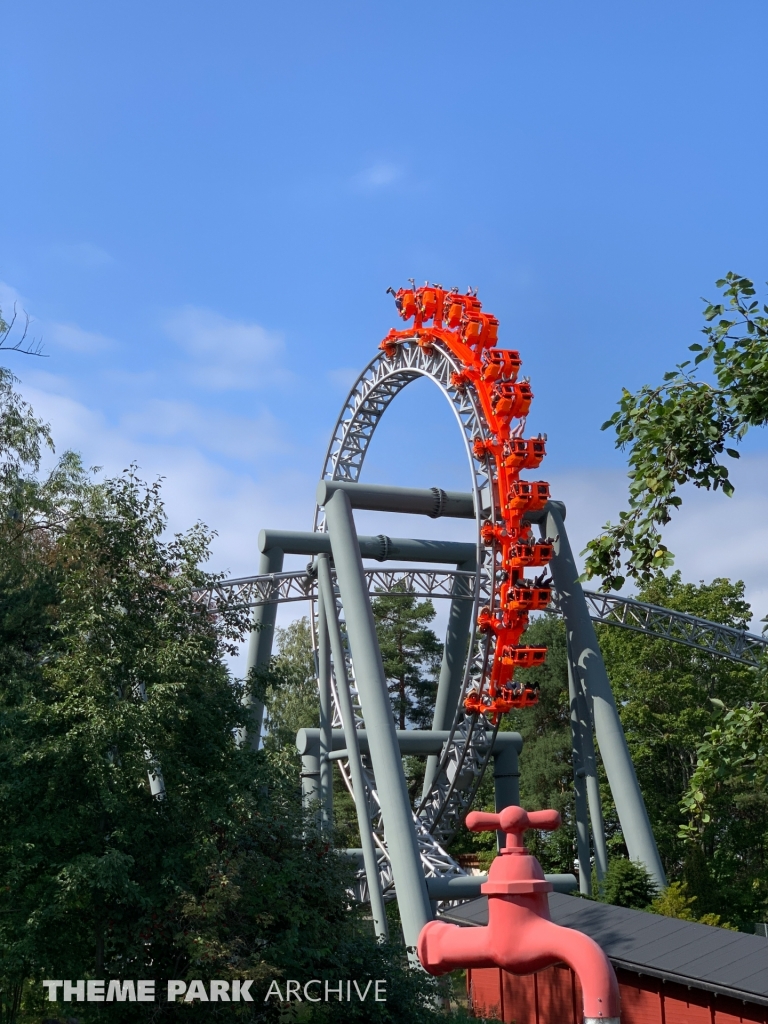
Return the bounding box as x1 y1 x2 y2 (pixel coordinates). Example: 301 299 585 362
354 980 373 1001
64 981 85 1002
375 980 387 1001
285 980 301 1002
184 980 208 1002
263 981 282 1002
304 980 321 1002
325 980 343 1001
107 980 136 1002
87 980 104 1002
167 980 186 1001
210 980 230 1002
42 981 63 1001
137 980 155 1002
232 980 253 1002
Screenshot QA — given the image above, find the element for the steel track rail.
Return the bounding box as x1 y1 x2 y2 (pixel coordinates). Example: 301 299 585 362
196 572 768 669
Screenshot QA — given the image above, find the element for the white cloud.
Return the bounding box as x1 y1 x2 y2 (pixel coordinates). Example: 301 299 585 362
548 457 768 629
353 161 404 190
121 399 290 463
47 321 117 354
164 306 289 391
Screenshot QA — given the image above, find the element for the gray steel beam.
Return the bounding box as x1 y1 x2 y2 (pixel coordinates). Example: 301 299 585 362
317 594 333 834
492 740 521 853
541 503 666 888
316 555 389 940
568 642 592 895
300 745 321 821
422 556 477 801
571 638 609 883
322 487 433 949
297 728 522 758
425 873 578 900
259 529 475 565
317 480 476 519
242 546 284 750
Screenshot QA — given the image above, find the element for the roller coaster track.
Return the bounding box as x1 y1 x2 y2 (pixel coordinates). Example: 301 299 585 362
205 284 766 900
199 570 768 669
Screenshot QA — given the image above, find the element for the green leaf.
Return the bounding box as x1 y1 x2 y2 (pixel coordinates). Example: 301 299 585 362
725 448 740 458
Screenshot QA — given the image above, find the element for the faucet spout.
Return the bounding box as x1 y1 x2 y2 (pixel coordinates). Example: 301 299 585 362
418 806 621 1022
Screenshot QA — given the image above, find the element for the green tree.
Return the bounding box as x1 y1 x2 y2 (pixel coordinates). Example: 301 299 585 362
597 858 658 910
583 272 768 590
261 617 319 753
597 571 759 894
0 375 444 1023
677 699 768 927
371 585 442 731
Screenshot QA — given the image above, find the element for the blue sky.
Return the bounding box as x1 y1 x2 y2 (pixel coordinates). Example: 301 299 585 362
2 1 768 631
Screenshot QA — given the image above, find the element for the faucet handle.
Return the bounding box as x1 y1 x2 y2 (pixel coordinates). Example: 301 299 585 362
466 805 561 850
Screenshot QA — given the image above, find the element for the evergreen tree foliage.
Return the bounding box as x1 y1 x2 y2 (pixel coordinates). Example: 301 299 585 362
597 858 658 910
371 585 442 731
261 617 319 753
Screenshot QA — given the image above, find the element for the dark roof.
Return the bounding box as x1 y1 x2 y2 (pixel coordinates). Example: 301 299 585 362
439 892 768 1006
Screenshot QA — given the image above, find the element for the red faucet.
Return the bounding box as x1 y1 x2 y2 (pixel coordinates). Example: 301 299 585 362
418 805 620 1023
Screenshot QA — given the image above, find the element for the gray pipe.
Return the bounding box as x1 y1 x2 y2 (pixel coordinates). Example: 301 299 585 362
317 480 475 519
298 728 521 758
492 741 521 852
317 595 333 834
300 745 321 822
323 488 433 949
571 639 609 883
316 555 389 940
259 529 475 565
424 873 578 900
541 503 666 888
568 643 593 895
242 546 284 750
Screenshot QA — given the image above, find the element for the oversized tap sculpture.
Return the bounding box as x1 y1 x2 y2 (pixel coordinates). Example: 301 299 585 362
418 805 620 1023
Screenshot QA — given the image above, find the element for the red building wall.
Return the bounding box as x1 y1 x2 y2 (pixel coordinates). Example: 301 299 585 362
467 965 768 1024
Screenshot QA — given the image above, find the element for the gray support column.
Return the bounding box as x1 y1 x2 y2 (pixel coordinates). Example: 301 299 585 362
316 556 389 941
300 744 321 824
422 556 477 800
322 488 433 949
567 642 592 895
492 737 521 851
541 503 666 887
569 633 609 883
317 595 333 834
243 546 284 750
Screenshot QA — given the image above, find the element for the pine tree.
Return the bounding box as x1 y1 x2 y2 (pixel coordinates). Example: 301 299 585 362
371 585 442 730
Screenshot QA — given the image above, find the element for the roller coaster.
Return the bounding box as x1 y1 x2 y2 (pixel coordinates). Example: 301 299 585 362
196 285 768 951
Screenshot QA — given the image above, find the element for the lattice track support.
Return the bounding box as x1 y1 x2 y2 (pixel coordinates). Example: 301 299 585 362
568 646 594 895
316 555 389 940
422 553 477 802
